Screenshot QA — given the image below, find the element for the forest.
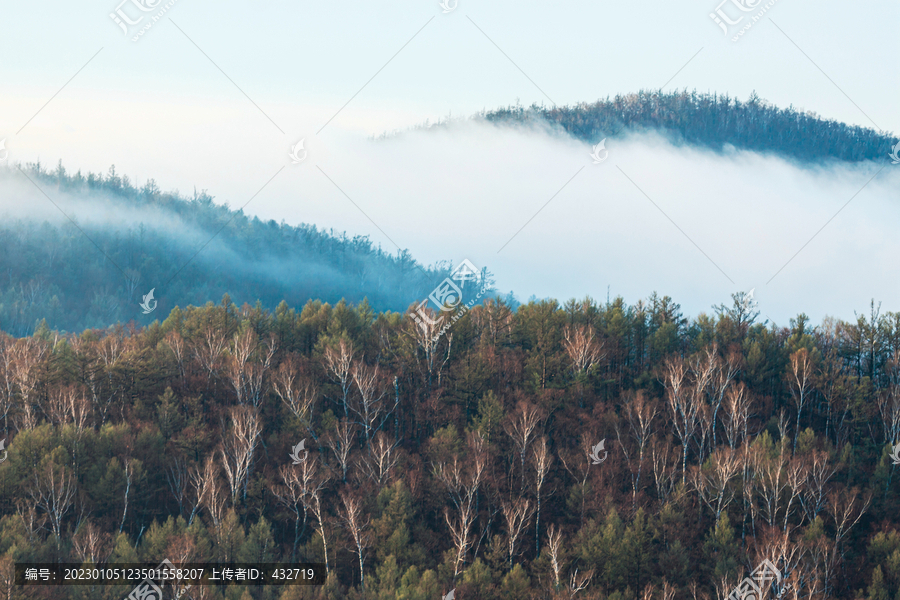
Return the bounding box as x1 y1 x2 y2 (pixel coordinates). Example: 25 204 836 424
3 90 898 339
0 162 459 337
471 90 897 164
0 291 899 600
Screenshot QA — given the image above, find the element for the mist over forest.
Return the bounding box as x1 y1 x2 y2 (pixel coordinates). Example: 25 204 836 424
0 163 477 336
2 90 900 600
479 90 896 164
1 90 897 337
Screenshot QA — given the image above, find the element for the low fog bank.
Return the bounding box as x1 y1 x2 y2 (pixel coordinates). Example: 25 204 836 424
0 167 457 335
245 118 900 327
1 115 897 335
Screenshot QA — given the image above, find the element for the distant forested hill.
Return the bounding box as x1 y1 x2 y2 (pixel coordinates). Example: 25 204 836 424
478 90 897 164
0 162 459 336
3 91 895 335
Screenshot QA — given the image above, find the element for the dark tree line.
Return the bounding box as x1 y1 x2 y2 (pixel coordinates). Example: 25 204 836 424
476 90 896 164
0 162 461 337
0 292 899 599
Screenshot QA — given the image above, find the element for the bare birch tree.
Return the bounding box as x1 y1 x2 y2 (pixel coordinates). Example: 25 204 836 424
165 330 188 383
617 392 658 507
29 461 77 548
547 524 564 591
309 470 332 574
325 418 356 483
226 328 276 408
664 357 701 484
272 455 329 562
220 405 262 504
273 354 319 440
119 458 135 534
340 492 371 588
650 435 679 504
11 337 48 430
73 521 112 564
754 444 790 529
722 383 752 449
323 338 355 418
504 400 543 492
788 348 813 454
192 455 226 534
435 433 487 578
800 451 834 522
350 362 396 448
563 324 605 376
192 324 227 385
568 569 593 598
697 345 740 451
532 436 554 554
406 304 453 392
0 335 16 436
692 446 740 522
167 455 189 518
362 432 400 487
501 497 533 568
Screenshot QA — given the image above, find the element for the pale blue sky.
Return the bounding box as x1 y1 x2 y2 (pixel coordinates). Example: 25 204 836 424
1 0 898 322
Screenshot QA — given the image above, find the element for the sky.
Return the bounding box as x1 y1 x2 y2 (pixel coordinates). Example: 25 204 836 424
0 0 898 324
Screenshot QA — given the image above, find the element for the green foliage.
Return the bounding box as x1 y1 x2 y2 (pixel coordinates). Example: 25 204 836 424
0 164 458 336
471 391 504 443
500 564 530 599
481 90 895 164
702 513 741 583
1 286 899 598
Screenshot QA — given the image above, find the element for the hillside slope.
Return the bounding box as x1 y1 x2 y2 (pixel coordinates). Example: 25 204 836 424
478 90 896 164
0 163 457 335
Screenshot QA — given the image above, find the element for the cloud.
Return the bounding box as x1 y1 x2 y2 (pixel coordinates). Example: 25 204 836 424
250 119 900 323
2 118 897 325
